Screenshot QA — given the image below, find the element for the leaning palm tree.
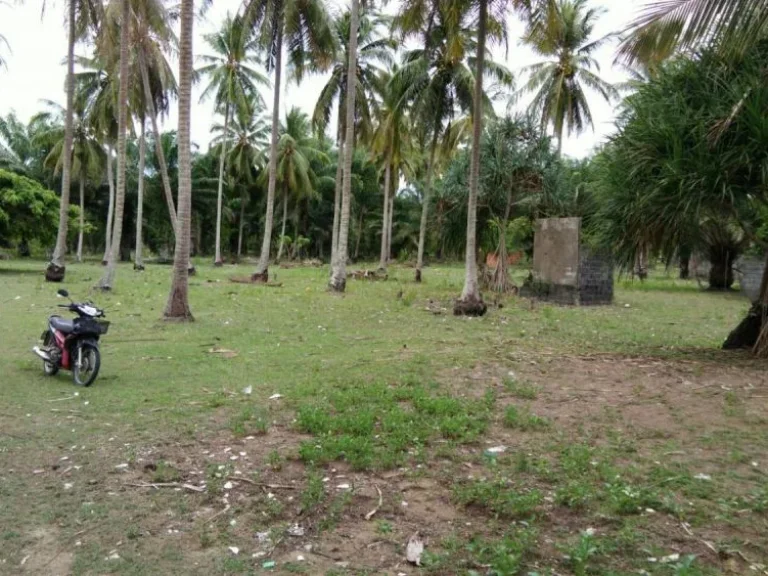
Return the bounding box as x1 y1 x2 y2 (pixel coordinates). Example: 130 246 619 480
198 12 268 266
243 0 336 283
164 0 193 319
45 0 102 282
0 1 10 71
517 0 617 152
313 7 394 266
34 100 105 263
394 0 513 283
130 0 178 270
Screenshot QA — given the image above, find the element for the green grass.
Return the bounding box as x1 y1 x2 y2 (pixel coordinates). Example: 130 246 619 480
0 259 763 575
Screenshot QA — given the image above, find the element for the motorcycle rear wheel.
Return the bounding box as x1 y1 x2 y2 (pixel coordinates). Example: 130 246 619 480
72 342 100 387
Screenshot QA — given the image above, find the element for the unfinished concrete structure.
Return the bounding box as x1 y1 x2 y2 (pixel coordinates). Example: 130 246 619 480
520 217 614 305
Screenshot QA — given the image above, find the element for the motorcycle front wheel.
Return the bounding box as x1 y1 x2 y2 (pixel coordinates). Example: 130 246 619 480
42 332 59 376
72 342 100 387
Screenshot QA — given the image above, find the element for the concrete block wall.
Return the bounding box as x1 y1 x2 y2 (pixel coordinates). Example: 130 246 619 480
737 257 765 302
578 248 614 306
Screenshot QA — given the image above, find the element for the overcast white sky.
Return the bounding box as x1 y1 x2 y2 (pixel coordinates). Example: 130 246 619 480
0 0 644 159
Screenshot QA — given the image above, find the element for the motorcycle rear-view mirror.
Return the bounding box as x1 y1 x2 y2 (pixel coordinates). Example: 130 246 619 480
57 289 69 298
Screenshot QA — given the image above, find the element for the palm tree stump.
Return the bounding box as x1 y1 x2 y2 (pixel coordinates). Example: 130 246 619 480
45 265 66 282
453 295 488 316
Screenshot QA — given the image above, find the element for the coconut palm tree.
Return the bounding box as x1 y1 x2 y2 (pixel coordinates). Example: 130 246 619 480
45 0 103 282
394 0 513 283
33 100 106 263
312 7 394 265
130 0 178 270
210 100 270 260
517 0 617 152
74 56 120 264
97 0 132 290
619 0 768 65
372 66 415 272
264 108 329 262
198 12 268 266
164 0 193 319
328 0 361 292
243 0 335 283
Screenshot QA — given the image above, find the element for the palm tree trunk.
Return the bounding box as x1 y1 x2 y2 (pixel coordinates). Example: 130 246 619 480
102 146 115 264
139 49 177 233
455 0 488 316
135 118 146 270
253 22 283 282
388 169 395 261
214 102 230 266
415 130 439 282
77 177 84 263
164 0 193 319
378 159 391 271
99 0 131 291
354 208 364 261
331 118 344 263
276 191 288 262
237 197 246 260
45 0 77 282
331 142 344 263
329 0 359 293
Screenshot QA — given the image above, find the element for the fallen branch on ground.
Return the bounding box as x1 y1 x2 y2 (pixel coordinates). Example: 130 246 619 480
365 484 383 520
124 482 205 493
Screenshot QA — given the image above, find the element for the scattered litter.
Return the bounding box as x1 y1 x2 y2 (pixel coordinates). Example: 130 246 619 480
33 469 44 475
660 554 680 564
63 483 73 490
228 547 239 555
229 456 238 461
256 531 271 544
252 552 266 558
115 463 129 470
645 508 656 514
223 482 233 490
365 484 383 520
262 560 276 569
485 446 506 455
406 532 424 566
336 483 350 490
229 519 236 526
20 556 29 566
239 452 246 457
624 303 631 308
242 386 252 395
107 551 120 561
269 394 283 400
752 461 759 467
75 541 81 547
401 500 408 507
336 562 350 569
267 493 275 500
304 544 312 552
694 473 712 481
296 555 305 561
287 524 305 537
585 527 596 536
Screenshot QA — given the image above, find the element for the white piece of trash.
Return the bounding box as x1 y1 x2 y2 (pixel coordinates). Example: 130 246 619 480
406 532 424 566
269 394 283 400
228 547 239 555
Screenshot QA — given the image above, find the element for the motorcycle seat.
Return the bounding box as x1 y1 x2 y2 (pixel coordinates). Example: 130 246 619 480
50 316 74 333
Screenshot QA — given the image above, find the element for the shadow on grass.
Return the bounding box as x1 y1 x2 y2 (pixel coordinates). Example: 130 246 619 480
0 267 43 276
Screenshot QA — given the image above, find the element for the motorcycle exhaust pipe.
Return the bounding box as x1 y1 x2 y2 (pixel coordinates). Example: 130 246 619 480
32 346 52 362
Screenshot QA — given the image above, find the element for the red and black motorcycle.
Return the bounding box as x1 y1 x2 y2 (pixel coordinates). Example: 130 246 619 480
33 289 109 387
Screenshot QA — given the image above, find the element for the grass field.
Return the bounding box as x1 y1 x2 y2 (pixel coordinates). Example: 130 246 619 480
1 259 766 575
